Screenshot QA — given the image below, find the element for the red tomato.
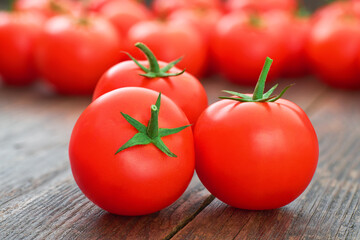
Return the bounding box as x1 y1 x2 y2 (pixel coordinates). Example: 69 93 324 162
14 0 80 18
69 87 195 215
194 58 318 210
93 43 208 124
152 0 222 16
127 19 207 78
36 15 122 95
307 2 360 89
211 11 288 85
226 0 297 13
0 12 43 86
281 15 310 78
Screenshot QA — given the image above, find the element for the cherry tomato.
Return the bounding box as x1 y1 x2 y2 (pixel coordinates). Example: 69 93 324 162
307 2 360 89
127 19 207 78
226 0 297 13
194 58 318 210
93 43 208 124
152 0 222 16
211 10 288 85
69 87 195 216
0 12 43 86
36 15 122 95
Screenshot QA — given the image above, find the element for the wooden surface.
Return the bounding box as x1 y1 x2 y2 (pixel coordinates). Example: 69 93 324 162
0 77 359 240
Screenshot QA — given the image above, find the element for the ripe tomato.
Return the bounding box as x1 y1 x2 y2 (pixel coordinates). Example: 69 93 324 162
226 0 297 13
127 19 207 78
36 15 122 95
194 58 318 210
281 14 310 78
69 87 195 215
307 2 360 89
0 12 43 86
93 43 208 124
14 0 80 18
152 0 222 16
211 11 288 85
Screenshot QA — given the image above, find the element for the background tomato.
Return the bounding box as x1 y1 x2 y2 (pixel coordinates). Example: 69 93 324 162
211 10 288 85
14 0 80 18
152 0 222 16
0 12 43 86
127 19 207 78
93 43 208 124
36 15 122 94
69 87 195 216
225 0 298 13
306 2 360 89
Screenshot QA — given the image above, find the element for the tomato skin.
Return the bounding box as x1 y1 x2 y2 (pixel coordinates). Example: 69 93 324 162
35 15 122 95
152 0 222 16
69 87 195 216
226 0 297 13
211 11 287 85
307 3 360 89
0 12 43 86
128 20 207 78
93 60 208 124
194 98 318 210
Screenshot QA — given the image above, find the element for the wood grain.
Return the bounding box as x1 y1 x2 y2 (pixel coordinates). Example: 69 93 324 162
1 77 358 240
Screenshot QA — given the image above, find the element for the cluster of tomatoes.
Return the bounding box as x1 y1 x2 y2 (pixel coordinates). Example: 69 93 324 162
69 45 319 215
1 0 360 93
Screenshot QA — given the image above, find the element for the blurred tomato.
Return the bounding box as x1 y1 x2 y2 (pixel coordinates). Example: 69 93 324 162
226 0 297 13
95 0 152 57
281 14 310 78
14 0 80 18
0 12 43 86
36 15 122 94
307 2 360 89
152 0 222 16
211 11 287 85
127 20 207 78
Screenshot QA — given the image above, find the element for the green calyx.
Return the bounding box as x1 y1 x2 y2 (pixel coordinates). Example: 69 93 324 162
124 42 185 78
115 93 191 157
219 57 293 102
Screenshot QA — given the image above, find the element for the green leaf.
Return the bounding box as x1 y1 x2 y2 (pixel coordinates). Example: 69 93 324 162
122 51 149 73
159 125 191 137
115 133 151 154
268 84 294 102
222 90 253 100
263 84 278 98
152 137 177 157
161 57 183 73
120 112 147 133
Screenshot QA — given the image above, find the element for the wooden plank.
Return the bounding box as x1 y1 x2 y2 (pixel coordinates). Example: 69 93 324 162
171 88 360 239
0 77 330 239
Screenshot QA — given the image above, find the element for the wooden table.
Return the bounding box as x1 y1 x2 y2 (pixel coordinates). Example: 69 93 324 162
0 77 359 239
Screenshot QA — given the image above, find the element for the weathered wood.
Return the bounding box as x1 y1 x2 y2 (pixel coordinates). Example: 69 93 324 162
1 77 356 240
171 88 360 240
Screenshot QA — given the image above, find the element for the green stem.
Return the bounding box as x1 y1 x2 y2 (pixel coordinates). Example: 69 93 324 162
253 57 273 100
147 105 159 138
135 43 161 74
9 0 15 11
249 14 262 27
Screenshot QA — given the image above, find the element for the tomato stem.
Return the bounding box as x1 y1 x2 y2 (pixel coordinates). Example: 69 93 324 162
124 42 185 78
147 105 159 138
253 57 273 100
219 57 293 103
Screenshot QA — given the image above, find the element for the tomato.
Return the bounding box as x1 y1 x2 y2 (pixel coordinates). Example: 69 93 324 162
281 14 310 78
225 0 297 13
95 0 153 57
194 58 318 210
0 12 43 86
93 43 208 124
14 0 80 18
127 19 207 78
307 2 360 89
152 0 222 16
35 15 122 95
211 10 288 85
69 87 195 215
